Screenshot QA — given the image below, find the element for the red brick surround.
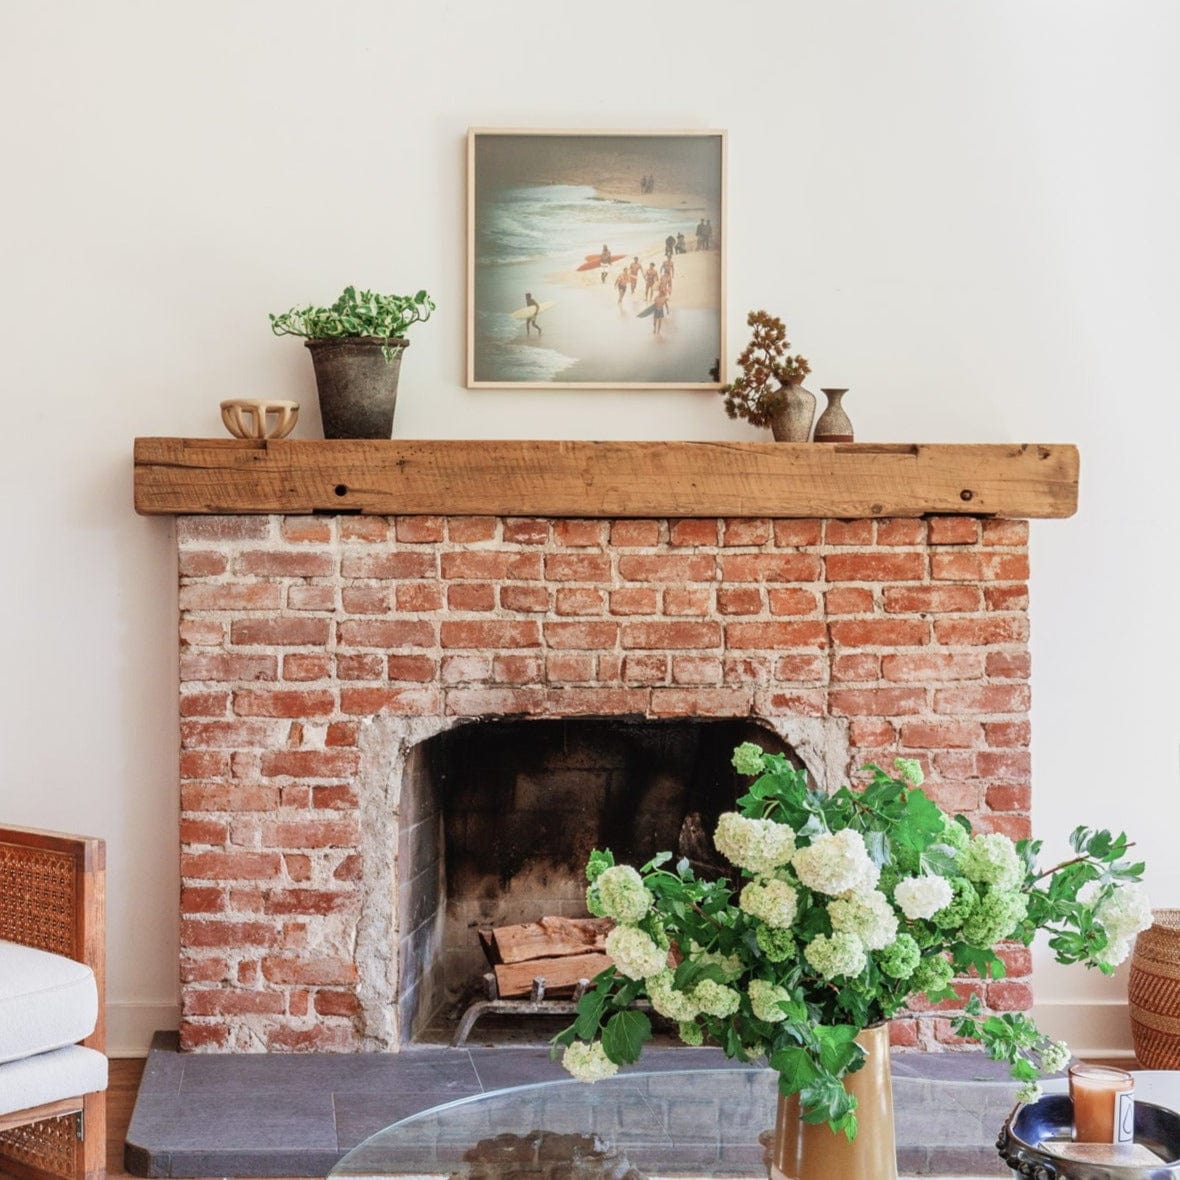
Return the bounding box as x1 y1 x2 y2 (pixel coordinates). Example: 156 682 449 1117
177 513 1032 1051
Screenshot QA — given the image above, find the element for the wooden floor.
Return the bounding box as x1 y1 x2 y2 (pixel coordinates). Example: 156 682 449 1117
3 1054 1141 1180
106 1058 147 1178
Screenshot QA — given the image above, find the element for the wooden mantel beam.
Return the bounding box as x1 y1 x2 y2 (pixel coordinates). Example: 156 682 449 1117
132 438 1079 519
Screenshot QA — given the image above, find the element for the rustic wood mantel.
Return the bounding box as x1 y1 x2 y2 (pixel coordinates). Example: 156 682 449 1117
133 438 1079 519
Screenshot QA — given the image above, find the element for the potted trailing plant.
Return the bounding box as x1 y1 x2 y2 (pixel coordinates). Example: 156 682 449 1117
554 744 1150 1180
269 285 435 439
720 310 815 441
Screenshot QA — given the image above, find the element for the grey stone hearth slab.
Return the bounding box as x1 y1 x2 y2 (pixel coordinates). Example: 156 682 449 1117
124 1031 1021 1178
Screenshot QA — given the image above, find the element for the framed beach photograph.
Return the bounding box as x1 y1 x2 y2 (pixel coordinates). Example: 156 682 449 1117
467 129 726 389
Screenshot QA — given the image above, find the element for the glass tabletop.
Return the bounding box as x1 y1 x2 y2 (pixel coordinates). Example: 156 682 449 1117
329 1066 1021 1179
332 1068 777 1178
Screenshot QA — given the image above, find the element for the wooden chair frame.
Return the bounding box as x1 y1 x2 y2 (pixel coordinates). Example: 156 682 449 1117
0 825 106 1180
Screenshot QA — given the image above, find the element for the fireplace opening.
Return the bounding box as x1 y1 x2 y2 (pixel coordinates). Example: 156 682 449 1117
395 717 796 1044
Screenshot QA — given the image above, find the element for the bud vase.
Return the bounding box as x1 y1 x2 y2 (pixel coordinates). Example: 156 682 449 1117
767 384 817 442
770 1022 897 1180
814 387 854 443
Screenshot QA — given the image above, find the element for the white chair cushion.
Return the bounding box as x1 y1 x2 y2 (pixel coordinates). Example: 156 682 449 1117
0 1045 107 1117
0 939 98 1064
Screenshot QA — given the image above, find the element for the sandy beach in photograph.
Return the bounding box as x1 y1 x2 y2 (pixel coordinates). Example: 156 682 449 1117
471 133 723 386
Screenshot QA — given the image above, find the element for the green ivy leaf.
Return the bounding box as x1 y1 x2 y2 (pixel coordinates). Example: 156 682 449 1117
814 1024 863 1077
770 1044 820 1093
572 985 609 1040
601 1009 651 1065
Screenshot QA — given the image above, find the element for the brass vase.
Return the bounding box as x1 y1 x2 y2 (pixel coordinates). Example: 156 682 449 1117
770 1022 897 1180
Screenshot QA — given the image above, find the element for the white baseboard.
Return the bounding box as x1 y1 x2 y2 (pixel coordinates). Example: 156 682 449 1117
103 1000 1133 1060
1031 999 1133 1058
107 1002 180 1057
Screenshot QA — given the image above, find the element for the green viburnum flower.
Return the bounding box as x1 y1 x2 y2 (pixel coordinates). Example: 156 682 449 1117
593 864 651 924
877 932 921 980
739 877 799 929
909 953 954 998
562 1040 618 1082
732 741 768 777
754 923 795 962
960 888 1028 947
793 829 878 896
1015 1080 1042 1105
714 812 797 875
960 833 1024 891
690 978 742 1018
909 918 943 948
678 1020 704 1046
646 969 700 1022
604 925 667 980
931 877 978 930
748 978 793 1023
804 931 867 980
894 757 925 786
829 888 899 950
940 816 970 853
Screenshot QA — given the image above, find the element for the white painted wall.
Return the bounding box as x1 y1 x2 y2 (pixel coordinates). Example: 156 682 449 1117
1 1 1176 1056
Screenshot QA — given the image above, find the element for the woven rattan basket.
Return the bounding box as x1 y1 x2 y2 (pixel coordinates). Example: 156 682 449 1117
1129 908 1180 1068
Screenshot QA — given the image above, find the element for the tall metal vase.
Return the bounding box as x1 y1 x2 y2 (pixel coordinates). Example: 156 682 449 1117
770 1022 897 1180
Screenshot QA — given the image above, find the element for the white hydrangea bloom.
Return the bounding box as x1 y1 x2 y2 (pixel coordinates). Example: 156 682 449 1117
893 875 954 922
792 829 876 897
604 925 667 980
689 978 742 1018
739 877 799 930
714 812 797 875
1015 1080 1042 1106
1040 1040 1071 1074
595 864 651 924
748 979 792 1023
804 931 868 980
646 969 700 1022
562 1040 619 1082
1081 881 1153 965
828 888 899 950
960 833 1024 890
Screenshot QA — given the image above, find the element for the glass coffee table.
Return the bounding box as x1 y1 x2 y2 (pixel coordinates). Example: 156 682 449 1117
329 1066 1020 1179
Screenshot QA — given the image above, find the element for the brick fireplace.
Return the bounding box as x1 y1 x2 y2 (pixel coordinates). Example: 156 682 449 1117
175 510 1034 1053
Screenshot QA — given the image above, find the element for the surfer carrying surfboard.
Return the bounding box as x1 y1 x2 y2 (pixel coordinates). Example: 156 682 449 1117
524 292 542 336
651 289 668 334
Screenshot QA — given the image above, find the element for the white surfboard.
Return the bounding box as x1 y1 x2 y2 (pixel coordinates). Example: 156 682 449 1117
510 300 556 320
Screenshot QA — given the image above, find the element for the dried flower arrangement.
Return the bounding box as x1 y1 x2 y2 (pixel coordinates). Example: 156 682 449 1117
719 310 811 428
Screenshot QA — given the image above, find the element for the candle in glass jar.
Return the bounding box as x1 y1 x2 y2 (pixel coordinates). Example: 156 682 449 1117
1069 1064 1135 1143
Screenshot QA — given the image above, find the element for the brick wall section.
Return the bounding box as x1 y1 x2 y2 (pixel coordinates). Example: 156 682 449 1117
176 513 1032 1051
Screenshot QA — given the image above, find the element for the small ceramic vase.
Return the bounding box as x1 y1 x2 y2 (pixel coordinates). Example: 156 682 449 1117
814 388 854 443
767 384 817 442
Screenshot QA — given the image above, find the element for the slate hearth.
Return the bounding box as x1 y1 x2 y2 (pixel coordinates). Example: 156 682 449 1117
126 1032 1023 1178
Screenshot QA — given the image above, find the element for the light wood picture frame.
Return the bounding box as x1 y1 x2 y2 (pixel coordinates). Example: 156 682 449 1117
467 129 726 390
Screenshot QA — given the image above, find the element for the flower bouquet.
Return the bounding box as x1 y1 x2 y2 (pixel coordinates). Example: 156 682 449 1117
554 744 1150 1138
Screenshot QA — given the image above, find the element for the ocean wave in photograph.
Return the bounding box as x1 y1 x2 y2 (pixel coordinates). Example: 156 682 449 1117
475 340 577 383
476 184 701 266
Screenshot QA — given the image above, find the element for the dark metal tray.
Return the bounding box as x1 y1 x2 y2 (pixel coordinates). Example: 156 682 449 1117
999 1094 1180 1178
